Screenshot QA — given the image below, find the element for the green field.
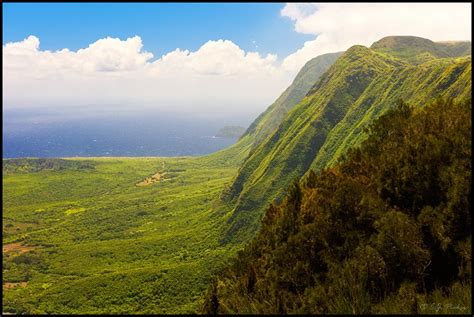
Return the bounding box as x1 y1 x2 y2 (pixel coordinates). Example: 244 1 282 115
2 155 242 314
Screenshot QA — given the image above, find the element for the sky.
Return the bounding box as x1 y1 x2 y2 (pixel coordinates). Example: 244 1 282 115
2 3 472 118
3 3 312 59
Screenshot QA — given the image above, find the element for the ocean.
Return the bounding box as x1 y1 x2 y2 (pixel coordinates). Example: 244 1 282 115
3 108 246 158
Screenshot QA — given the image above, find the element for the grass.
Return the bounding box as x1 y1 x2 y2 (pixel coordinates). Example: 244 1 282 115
2 156 243 314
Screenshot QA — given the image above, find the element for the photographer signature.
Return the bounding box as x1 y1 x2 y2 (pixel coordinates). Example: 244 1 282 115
419 302 467 313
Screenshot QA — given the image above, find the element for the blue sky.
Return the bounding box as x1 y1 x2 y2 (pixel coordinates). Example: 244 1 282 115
3 3 313 59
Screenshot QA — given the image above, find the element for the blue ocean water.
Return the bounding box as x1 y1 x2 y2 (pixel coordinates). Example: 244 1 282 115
3 108 246 158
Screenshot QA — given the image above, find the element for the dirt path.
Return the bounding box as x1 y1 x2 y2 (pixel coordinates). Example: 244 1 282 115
136 171 167 186
3 242 35 254
136 161 168 186
3 282 28 290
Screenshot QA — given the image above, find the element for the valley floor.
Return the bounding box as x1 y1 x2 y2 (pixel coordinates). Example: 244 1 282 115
2 156 240 314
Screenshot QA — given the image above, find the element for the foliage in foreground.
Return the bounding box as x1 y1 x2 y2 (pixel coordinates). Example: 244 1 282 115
202 98 472 314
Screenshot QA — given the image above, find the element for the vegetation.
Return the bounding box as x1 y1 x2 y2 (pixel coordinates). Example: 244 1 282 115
203 98 472 314
212 52 341 162
242 51 343 148
370 36 472 64
2 36 471 314
221 36 471 243
3 158 95 174
2 155 242 314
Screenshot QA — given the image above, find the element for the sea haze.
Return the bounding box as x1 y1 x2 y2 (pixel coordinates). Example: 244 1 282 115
3 107 249 158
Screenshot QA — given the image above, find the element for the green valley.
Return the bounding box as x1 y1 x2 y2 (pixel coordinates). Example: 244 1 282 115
3 156 242 314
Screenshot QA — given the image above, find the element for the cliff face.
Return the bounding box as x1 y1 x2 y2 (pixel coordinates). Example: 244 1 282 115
242 51 344 148
220 36 472 243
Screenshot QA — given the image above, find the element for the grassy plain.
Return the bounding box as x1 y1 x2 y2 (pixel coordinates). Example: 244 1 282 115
3 155 241 314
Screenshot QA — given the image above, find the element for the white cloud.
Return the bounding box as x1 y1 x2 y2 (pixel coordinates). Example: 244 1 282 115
150 39 278 76
281 3 472 71
3 3 471 116
3 36 289 116
3 35 153 74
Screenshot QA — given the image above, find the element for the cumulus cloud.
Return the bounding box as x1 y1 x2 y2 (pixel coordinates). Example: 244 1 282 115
3 3 471 116
153 40 278 76
281 3 472 71
3 36 288 115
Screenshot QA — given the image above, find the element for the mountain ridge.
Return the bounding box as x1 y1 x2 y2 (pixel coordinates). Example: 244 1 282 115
240 51 344 148
219 35 472 243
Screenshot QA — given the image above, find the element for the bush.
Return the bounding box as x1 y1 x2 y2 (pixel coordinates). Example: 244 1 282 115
202 98 472 314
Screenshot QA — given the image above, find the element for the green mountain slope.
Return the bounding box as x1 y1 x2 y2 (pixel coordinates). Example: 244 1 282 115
242 52 343 148
221 36 471 243
202 52 342 169
203 98 472 314
370 35 471 64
